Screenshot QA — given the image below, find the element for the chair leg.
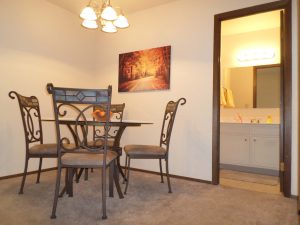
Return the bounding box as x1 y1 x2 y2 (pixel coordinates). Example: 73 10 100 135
109 163 114 198
68 168 74 197
65 168 70 196
117 156 126 180
113 161 124 199
36 157 43 183
51 165 62 219
101 166 107 220
124 157 131 195
76 168 84 183
75 168 78 180
159 158 164 183
59 168 68 198
165 159 172 193
19 157 29 194
84 168 88 181
123 155 128 184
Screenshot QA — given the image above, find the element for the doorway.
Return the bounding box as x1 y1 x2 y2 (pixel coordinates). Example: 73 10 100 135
212 0 292 197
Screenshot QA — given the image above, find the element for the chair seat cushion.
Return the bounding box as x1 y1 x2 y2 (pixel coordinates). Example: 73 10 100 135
29 143 57 156
124 145 166 158
61 150 118 167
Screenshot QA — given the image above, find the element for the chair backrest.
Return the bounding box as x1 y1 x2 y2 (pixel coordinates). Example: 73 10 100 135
160 98 186 152
93 103 125 143
47 83 112 158
9 91 43 149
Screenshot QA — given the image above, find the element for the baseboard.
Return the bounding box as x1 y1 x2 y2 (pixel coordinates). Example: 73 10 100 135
0 167 57 181
122 166 212 184
290 195 298 199
220 164 279 176
2 166 297 199
1 166 212 185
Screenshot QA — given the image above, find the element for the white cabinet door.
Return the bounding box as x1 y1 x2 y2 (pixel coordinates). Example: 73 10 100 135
220 134 250 166
251 136 280 170
220 123 279 171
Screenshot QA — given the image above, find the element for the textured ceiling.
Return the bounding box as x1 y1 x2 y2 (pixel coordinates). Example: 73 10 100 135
46 0 178 15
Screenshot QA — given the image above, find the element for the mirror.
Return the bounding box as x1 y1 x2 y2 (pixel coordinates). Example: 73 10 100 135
223 64 281 108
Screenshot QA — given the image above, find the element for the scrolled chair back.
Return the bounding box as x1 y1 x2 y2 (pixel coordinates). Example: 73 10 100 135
46 83 112 157
160 98 186 151
8 91 43 146
93 103 125 143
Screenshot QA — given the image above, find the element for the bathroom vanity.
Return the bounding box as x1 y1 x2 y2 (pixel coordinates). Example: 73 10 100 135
220 123 280 175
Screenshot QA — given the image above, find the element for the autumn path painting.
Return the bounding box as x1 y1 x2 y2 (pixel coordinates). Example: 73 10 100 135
118 46 171 92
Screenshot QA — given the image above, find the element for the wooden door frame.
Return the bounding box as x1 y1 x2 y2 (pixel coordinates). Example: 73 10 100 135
297 0 300 215
212 0 292 197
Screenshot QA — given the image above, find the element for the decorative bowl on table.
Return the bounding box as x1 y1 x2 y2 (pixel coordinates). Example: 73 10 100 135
92 109 113 121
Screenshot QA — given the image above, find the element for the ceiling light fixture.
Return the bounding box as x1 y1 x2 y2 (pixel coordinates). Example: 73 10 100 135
237 49 275 62
80 0 129 33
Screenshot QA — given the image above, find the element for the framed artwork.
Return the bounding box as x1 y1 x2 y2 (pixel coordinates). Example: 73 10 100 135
118 46 171 92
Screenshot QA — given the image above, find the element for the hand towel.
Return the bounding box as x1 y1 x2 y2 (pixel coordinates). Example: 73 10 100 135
226 89 235 108
220 87 227 106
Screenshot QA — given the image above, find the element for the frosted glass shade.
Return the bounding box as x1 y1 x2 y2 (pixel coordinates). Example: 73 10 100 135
82 20 98 29
102 21 117 33
80 7 97 21
101 6 118 21
113 15 129 28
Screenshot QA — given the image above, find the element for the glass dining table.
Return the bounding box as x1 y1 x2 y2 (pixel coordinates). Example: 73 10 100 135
42 118 153 178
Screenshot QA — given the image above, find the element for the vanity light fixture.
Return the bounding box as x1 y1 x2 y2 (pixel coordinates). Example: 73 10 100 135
237 49 275 62
80 0 129 33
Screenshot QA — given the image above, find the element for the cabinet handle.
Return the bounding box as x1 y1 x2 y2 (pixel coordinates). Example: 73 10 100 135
253 138 256 142
244 138 247 142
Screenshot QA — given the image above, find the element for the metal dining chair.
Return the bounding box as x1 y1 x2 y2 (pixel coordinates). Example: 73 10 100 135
9 91 58 194
123 98 186 194
91 103 125 149
47 83 123 220
77 103 126 181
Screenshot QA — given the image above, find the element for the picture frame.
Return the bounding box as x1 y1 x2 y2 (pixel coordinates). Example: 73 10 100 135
118 46 171 92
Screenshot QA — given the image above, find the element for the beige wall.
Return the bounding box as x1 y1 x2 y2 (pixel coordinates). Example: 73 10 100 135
221 28 281 68
92 0 298 195
0 0 298 195
0 0 97 176
220 27 281 109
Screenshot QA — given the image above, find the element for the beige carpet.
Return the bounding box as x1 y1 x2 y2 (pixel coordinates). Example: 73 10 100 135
220 169 279 186
0 170 297 225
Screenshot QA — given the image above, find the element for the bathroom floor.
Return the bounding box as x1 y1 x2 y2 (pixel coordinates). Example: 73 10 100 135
220 169 281 195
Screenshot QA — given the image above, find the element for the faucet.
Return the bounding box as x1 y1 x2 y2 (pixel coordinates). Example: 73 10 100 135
250 118 260 124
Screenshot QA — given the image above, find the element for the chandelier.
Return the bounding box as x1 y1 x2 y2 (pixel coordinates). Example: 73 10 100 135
80 0 129 33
